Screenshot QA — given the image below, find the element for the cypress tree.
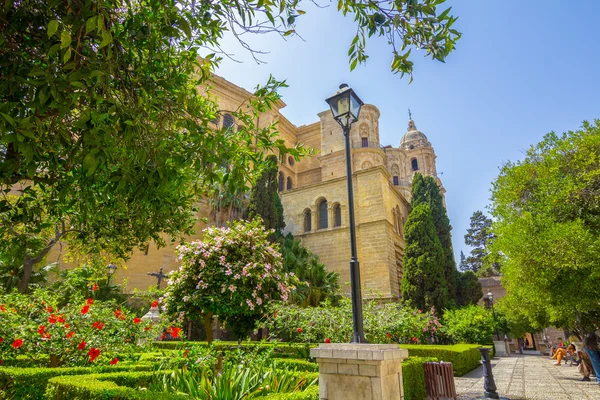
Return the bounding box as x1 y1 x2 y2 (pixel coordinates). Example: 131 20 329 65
409 173 457 306
401 203 449 312
245 155 285 238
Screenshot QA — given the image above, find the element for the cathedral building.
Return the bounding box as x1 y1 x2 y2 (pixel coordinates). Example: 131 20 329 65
48 75 446 299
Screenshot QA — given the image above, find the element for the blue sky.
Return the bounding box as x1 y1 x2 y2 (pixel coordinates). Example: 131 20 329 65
213 0 600 261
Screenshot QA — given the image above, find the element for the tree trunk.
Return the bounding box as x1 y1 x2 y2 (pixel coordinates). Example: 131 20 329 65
49 354 59 368
203 313 213 343
187 320 193 340
18 257 34 294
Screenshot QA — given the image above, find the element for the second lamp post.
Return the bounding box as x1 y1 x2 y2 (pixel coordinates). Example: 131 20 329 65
325 84 366 343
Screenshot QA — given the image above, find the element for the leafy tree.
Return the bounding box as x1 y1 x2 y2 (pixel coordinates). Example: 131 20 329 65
0 0 460 292
279 234 341 307
410 173 456 304
245 155 285 238
490 120 600 334
455 270 483 307
401 203 448 312
163 219 297 343
460 211 500 276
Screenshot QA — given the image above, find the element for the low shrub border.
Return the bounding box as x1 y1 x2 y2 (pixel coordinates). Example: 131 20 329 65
0 363 153 400
399 344 489 376
262 384 319 400
401 356 438 400
272 358 318 372
45 371 187 400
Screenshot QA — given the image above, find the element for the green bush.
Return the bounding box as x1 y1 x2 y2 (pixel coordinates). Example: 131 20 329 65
442 305 496 344
45 371 187 399
399 344 487 376
152 341 316 359
273 358 318 372
262 385 319 400
0 363 153 399
402 356 438 400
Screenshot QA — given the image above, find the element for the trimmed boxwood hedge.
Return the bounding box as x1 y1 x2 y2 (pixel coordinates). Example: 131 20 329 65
262 385 319 400
0 363 153 400
399 344 489 376
153 341 316 358
45 371 187 400
272 358 318 372
401 356 438 400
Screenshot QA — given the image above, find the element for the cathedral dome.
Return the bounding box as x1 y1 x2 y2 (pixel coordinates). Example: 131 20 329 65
400 120 431 149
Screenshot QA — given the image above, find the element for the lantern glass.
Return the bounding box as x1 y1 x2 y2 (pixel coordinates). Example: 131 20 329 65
106 263 117 276
325 84 363 130
487 291 493 302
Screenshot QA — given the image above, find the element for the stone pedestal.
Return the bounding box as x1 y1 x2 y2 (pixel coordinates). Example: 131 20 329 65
310 344 409 400
493 340 510 357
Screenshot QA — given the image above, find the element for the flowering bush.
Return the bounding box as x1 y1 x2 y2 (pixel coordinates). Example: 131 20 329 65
163 219 298 342
0 289 160 367
261 297 441 344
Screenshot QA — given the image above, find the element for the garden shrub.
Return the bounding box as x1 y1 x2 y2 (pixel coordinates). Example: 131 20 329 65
0 363 153 399
442 305 497 344
399 344 488 376
273 358 318 372
45 371 187 399
401 356 438 400
261 384 319 400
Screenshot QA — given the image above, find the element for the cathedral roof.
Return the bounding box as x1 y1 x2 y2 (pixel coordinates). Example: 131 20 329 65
400 120 431 149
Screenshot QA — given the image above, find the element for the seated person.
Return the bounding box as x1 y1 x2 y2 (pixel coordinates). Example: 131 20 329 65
579 350 595 381
553 343 576 366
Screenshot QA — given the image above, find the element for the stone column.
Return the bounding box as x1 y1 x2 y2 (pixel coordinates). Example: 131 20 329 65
310 344 409 400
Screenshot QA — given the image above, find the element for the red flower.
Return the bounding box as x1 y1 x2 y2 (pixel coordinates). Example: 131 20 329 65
48 315 57 324
0 337 3 343
273 313 277 319
92 321 104 330
77 340 87 350
46 306 53 313
66 331 75 339
57 315 65 323
88 347 100 362
183 349 189 357
81 305 90 315
412 337 418 343
0 360 3 365
171 327 182 338
87 298 93 305
325 338 331 343
133 317 142 324
297 328 303 333
64 324 70 329
160 332 166 340
12 339 23 349
114 309 122 318
387 333 391 338
151 300 159 308
38 325 46 335
109 357 119 365
91 283 99 291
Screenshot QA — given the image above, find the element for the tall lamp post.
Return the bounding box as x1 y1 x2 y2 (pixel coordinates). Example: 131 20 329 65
325 84 366 343
487 291 500 341
104 263 117 301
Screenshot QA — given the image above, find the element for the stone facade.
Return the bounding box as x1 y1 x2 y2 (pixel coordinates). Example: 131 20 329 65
46 75 446 299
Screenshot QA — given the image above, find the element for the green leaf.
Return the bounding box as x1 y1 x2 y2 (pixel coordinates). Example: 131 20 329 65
1 113 16 127
350 58 358 71
63 48 72 63
60 30 71 49
48 20 59 38
283 30 295 37
83 153 98 175
85 16 97 34
99 31 112 48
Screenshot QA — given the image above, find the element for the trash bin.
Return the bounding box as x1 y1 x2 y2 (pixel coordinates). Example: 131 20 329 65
423 361 457 399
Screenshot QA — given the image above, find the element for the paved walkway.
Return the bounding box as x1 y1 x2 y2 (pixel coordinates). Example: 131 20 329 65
454 354 600 399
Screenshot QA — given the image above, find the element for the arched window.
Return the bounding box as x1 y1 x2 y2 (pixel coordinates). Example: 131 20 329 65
318 199 328 229
334 204 342 227
288 156 295 166
361 137 368 147
393 176 399 186
278 172 284 192
303 209 312 232
286 177 293 190
411 158 419 171
223 114 234 130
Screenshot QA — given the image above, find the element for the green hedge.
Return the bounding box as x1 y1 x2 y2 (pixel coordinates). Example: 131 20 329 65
262 385 319 400
45 371 187 400
0 363 153 400
399 344 488 376
402 356 438 400
273 358 318 372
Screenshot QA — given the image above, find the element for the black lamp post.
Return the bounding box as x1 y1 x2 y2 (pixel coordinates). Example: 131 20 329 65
325 84 366 343
104 263 117 301
488 291 500 341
